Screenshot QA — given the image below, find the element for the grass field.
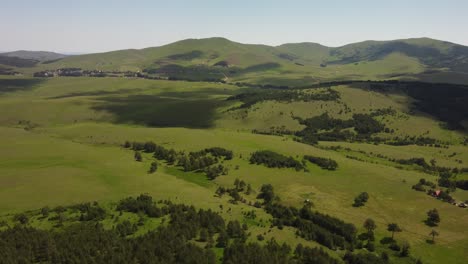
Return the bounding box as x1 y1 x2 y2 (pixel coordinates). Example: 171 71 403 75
0 76 467 263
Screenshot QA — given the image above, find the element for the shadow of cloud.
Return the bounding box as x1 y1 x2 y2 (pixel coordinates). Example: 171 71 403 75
0 78 45 94
92 94 222 128
48 88 144 99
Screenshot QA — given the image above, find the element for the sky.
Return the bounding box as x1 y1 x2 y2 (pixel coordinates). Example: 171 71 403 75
1 0 468 53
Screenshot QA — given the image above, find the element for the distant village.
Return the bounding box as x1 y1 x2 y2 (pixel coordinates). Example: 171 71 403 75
33 68 147 78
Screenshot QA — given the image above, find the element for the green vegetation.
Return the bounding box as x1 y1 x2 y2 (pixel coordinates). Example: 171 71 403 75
353 192 370 207
0 37 468 263
304 155 338 170
250 150 303 170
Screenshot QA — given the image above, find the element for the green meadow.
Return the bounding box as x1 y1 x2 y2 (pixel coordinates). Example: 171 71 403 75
0 75 467 263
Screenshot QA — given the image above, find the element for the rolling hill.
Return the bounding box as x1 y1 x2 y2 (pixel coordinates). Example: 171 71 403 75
15 37 468 85
0 50 67 62
0 51 68 72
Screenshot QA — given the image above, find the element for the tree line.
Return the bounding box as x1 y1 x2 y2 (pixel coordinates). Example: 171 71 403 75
249 150 340 172
227 88 340 109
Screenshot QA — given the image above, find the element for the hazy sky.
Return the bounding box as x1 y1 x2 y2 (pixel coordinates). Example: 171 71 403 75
2 0 467 53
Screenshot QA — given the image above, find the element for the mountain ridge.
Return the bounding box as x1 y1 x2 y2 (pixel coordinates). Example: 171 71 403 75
5 37 468 85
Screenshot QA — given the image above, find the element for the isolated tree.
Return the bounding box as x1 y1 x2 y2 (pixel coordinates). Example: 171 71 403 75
134 151 142 162
363 218 377 234
429 229 439 243
387 223 402 239
353 192 369 207
148 162 158 173
426 209 440 226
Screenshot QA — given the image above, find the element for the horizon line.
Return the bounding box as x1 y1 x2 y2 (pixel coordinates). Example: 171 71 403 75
1 36 466 55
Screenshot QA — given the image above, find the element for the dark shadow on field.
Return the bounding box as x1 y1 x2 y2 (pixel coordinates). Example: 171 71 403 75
0 78 45 94
92 94 222 128
348 81 468 131
157 87 237 99
48 88 144 99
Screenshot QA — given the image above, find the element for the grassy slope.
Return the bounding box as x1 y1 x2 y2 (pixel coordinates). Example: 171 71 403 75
10 37 468 85
0 76 467 263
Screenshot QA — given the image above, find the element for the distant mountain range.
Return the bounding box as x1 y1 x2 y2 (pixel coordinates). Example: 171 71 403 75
0 50 67 62
0 51 68 69
3 38 468 85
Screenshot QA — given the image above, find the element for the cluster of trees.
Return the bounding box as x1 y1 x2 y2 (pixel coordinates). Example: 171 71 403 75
438 170 468 192
256 184 357 250
303 155 338 170
124 141 232 180
206 164 229 180
412 178 436 192
216 178 253 204
295 113 386 144
358 219 414 259
12 202 107 225
72 202 107 222
115 220 138 237
427 189 454 203
353 192 369 207
227 88 340 109
179 154 218 172
395 157 431 169
116 194 162 217
1 214 217 263
393 158 463 179
250 150 304 171
386 136 438 146
223 239 342 264
3 192 369 264
192 147 234 160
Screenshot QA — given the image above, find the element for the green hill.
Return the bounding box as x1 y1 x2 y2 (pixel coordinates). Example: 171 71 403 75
0 50 67 62
21 37 468 85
